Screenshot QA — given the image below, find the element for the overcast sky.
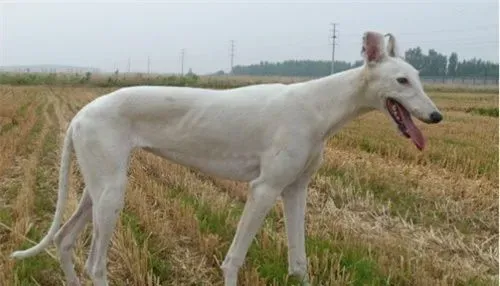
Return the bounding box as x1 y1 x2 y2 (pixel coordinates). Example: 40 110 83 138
1 0 498 74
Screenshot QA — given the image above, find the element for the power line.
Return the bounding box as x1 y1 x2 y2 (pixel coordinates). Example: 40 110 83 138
228 34 497 51
337 24 497 38
230 40 235 74
230 25 497 52
330 22 338 74
338 37 498 47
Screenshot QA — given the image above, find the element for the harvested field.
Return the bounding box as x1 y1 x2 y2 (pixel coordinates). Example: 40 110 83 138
0 84 497 285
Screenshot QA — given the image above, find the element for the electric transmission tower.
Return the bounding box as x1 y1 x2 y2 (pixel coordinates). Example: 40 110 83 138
147 55 151 74
330 23 339 74
181 48 185 76
230 40 235 74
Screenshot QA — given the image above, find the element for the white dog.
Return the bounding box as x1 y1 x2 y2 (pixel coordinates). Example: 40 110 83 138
11 31 442 286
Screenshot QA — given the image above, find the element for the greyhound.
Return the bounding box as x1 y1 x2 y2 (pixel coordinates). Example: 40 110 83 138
10 31 442 286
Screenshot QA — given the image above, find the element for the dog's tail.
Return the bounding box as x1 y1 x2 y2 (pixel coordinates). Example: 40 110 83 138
11 123 74 259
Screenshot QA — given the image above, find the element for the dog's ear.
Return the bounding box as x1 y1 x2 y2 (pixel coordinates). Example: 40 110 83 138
361 31 386 64
385 33 398 57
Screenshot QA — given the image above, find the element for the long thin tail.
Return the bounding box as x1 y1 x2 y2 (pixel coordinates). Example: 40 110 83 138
11 123 74 259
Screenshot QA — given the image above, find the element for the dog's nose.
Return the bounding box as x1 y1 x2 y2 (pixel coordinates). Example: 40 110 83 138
429 111 442 123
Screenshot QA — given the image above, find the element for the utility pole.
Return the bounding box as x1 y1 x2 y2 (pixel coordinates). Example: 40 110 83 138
330 23 338 75
230 40 235 74
147 55 151 75
127 57 131 73
180 48 185 76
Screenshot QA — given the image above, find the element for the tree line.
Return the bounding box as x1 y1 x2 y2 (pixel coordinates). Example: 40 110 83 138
231 59 364 78
230 47 498 78
404 47 497 77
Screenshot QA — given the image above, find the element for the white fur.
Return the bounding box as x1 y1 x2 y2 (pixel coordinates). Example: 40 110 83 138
10 31 442 286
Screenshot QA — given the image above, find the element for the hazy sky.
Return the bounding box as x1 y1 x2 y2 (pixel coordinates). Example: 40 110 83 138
1 0 498 74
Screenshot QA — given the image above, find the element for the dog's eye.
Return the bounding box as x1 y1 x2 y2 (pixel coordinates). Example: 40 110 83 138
396 77 409 84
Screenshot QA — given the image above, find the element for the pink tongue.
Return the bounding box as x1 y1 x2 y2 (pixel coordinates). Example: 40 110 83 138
401 111 426 150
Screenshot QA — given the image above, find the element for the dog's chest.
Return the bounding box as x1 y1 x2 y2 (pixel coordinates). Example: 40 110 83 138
143 147 261 182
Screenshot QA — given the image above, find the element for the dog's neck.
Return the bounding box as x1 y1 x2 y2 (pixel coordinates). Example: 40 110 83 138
292 65 375 140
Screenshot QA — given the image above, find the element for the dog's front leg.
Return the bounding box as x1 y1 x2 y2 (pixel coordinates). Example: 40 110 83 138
221 180 282 285
220 137 315 285
281 151 322 285
282 179 310 284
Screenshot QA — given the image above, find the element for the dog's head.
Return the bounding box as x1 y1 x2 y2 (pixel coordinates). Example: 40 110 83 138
360 31 442 151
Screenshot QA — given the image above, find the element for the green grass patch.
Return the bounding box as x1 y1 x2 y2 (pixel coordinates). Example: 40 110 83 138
0 183 15 245
0 180 21 204
166 185 293 284
121 211 150 245
306 237 390 286
0 206 13 245
424 84 499 94
19 118 44 155
16 101 31 118
0 206 12 225
466 107 499 117
459 276 499 286
13 226 62 285
359 137 380 154
439 137 472 147
121 211 172 283
148 255 171 284
0 121 16 135
330 131 419 164
138 158 495 284
35 101 44 115
316 164 493 235
46 103 55 119
34 127 59 223
24 110 61 285
161 175 392 285
18 102 46 156
330 130 498 183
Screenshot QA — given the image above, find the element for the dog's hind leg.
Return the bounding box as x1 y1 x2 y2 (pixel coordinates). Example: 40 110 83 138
71 122 132 286
54 188 93 286
86 176 127 286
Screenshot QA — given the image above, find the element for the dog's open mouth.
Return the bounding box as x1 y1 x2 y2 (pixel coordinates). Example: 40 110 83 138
386 98 425 151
